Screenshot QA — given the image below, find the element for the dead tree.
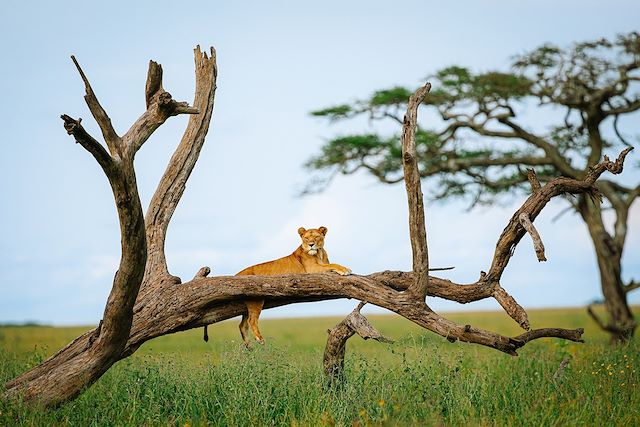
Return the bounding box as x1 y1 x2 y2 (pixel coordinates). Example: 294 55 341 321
2 49 633 409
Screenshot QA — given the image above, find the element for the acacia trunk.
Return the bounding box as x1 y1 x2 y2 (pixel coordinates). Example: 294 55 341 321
579 196 636 342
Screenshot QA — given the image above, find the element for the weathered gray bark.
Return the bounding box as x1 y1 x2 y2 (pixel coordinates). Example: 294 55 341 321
402 83 432 300
2 57 631 409
3 46 216 407
323 302 393 386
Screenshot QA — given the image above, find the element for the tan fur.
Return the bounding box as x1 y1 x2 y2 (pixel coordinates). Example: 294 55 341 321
236 226 351 346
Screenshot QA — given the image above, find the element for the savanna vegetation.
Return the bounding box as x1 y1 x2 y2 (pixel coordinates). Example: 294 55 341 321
2 32 638 427
6 44 615 408
2 308 639 426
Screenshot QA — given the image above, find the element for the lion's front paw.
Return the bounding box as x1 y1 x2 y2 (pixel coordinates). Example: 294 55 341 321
338 268 352 276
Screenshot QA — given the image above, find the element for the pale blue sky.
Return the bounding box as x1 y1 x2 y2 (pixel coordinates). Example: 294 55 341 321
1 1 639 325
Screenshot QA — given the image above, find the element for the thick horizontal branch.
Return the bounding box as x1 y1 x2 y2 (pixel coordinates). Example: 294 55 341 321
121 271 580 357
514 327 584 344
5 268 581 395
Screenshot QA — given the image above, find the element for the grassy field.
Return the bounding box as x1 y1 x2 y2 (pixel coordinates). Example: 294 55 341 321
1 307 638 426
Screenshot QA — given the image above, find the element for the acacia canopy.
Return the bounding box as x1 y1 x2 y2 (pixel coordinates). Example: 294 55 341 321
308 32 640 341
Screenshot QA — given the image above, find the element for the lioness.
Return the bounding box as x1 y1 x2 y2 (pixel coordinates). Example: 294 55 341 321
203 226 351 346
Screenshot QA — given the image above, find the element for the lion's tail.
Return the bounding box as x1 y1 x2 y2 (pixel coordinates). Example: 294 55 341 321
203 324 209 342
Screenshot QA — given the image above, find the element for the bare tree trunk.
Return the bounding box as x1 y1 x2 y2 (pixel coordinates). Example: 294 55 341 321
578 196 637 341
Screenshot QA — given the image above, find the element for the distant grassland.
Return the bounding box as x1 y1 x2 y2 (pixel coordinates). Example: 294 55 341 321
1 307 639 426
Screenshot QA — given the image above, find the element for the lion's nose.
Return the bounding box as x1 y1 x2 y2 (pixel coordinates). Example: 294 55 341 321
309 243 315 247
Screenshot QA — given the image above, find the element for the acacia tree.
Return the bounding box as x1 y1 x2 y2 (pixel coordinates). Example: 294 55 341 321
307 32 640 342
2 48 632 409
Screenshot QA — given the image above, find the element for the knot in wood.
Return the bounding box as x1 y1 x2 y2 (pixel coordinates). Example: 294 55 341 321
158 92 173 106
403 152 414 163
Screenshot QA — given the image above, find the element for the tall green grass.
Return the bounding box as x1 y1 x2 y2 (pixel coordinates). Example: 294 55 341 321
1 308 638 426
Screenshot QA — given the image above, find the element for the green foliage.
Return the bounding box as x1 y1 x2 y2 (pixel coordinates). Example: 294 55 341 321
306 32 639 205
512 44 563 69
549 125 591 156
429 67 532 103
305 134 391 170
369 86 413 106
306 130 444 186
2 309 639 426
472 72 532 101
310 104 353 121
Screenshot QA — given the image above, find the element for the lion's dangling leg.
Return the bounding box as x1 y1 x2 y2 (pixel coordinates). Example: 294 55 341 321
246 300 265 344
239 313 251 347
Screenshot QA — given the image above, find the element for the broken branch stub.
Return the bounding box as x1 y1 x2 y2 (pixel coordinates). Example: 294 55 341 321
323 303 393 386
519 213 547 262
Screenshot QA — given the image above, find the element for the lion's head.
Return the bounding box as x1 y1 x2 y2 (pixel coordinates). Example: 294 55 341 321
298 226 328 256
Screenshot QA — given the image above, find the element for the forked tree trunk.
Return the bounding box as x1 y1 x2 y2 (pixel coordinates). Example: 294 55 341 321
3 47 216 408
2 48 634 409
578 196 637 341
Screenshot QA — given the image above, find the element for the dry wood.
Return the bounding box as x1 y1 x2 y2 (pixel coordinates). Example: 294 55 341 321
527 168 542 193
3 46 215 408
553 356 571 381
323 302 392 385
2 50 632 408
139 47 217 295
519 213 547 262
402 83 432 300
70 55 121 156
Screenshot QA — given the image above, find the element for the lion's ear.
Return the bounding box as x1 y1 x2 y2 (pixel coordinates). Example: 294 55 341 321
298 227 306 236
318 226 328 236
